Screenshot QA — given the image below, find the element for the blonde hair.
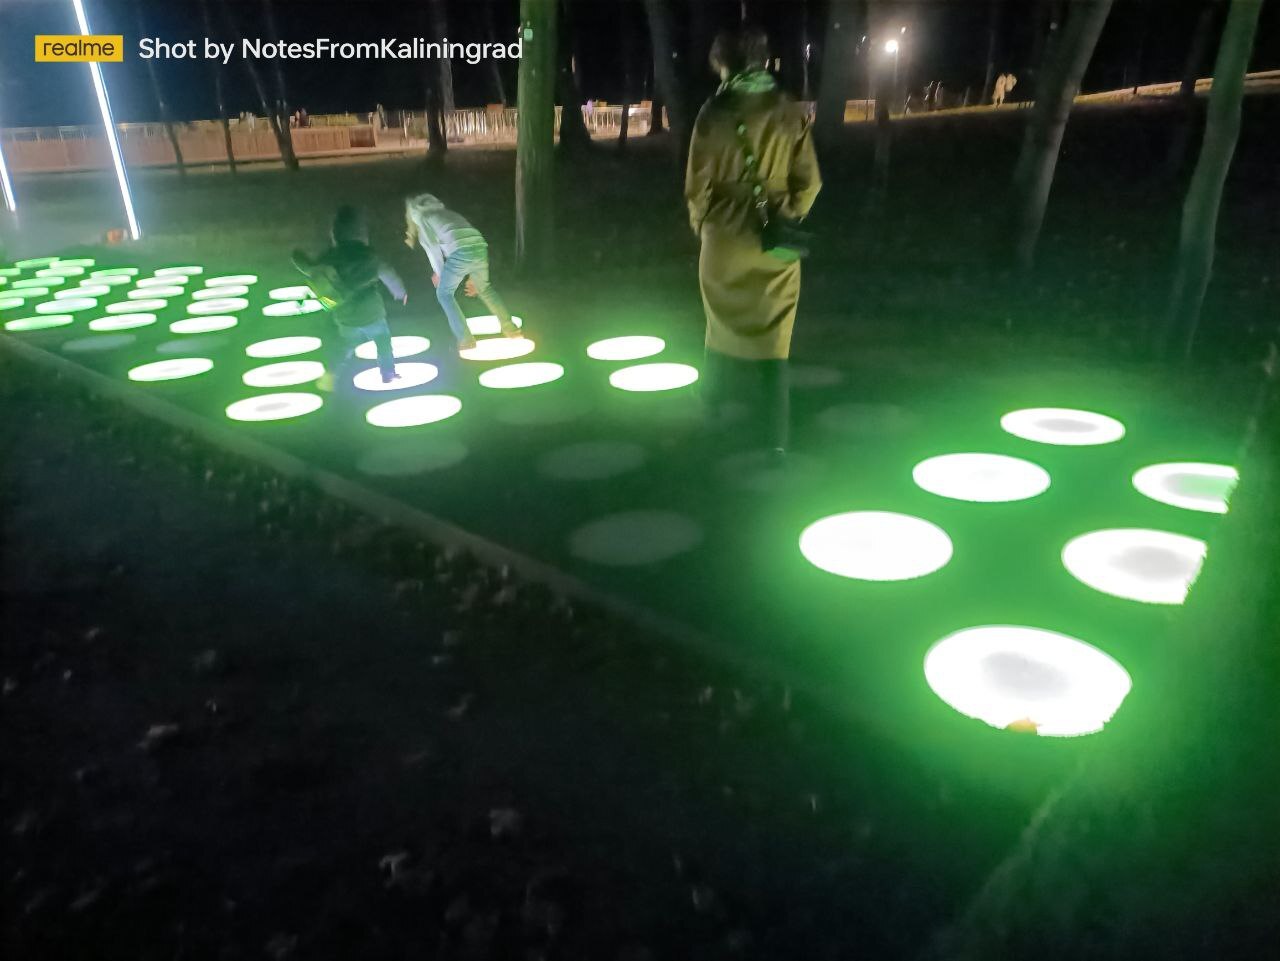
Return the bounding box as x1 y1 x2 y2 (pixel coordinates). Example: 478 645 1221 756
405 193 445 219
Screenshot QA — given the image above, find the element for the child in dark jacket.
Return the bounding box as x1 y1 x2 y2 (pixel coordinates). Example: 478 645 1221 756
292 205 406 388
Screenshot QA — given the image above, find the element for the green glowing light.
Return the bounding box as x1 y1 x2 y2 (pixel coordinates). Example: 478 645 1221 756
154 265 203 276
205 274 258 286
1001 408 1125 446
53 258 95 268
171 315 237 334
58 284 111 298
268 285 314 300
37 265 85 278
38 297 95 313
90 266 139 278
365 395 462 428
2 289 50 304
586 335 666 361
226 392 323 422
0 268 19 277
189 298 249 315
5 314 73 331
465 314 524 336
1132 462 1238 514
353 362 439 391
0 297 23 310
799 511 953 581
192 285 248 300
924 625 1132 737
609 362 699 392
913 453 1051 503
90 313 157 331
84 274 131 287
262 299 324 317
356 441 468 476
538 441 647 481
243 360 326 388
355 335 430 360
128 358 214 382
129 286 185 299
568 510 704 566
14 257 58 269
108 299 167 313
1062 528 1206 605
12 277 58 289
459 337 536 361
246 336 323 359
478 362 564 389
136 274 191 287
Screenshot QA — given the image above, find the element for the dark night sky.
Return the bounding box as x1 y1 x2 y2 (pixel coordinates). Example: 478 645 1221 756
1 0 1277 128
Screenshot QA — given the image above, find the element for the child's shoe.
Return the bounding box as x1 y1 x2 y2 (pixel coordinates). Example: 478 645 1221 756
458 335 478 352
502 325 523 339
316 372 336 393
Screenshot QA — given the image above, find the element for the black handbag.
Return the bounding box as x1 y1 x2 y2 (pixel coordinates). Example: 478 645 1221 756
734 120 815 262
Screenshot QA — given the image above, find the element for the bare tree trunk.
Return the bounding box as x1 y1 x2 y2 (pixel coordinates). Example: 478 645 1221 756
1011 0 1114 270
260 0 299 171
618 20 633 153
1162 0 1263 361
483 1 510 105
557 0 593 154
1128 0 1151 93
199 0 235 174
429 0 456 113
424 78 448 167
981 0 1004 104
220 0 298 171
643 0 690 156
866 1 893 208
648 95 666 136
135 0 185 177
1165 0 1225 177
515 0 558 273
815 0 861 145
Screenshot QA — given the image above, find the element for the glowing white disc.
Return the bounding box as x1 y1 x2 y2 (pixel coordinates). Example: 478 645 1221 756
478 362 564 388
136 275 190 288
268 285 314 300
5 315 73 331
108 299 166 313
353 362 439 391
1132 462 1238 514
465 314 524 336
246 336 324 358
38 297 95 313
189 298 249 315
226 393 323 422
243 360 326 388
912 453 1051 503
37 265 85 278
263 299 324 317
60 284 111 298
154 265 203 276
205 274 258 286
128 358 214 382
355 335 430 360
14 257 58 269
609 363 699 392
51 258 95 268
365 395 462 428
90 313 157 331
1062 528 1206 605
85 274 131 287
171 315 238 334
924 625 1132 737
0 297 25 310
1001 408 1125 446
799 511 953 581
129 286 185 299
586 335 665 361
192 285 248 300
459 337 536 362
12 277 59 289
90 267 139 278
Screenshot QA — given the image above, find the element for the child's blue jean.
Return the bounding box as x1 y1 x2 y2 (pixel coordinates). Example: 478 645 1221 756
436 246 514 342
336 319 394 382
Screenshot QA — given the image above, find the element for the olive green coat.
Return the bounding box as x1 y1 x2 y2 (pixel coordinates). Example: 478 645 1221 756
685 88 821 360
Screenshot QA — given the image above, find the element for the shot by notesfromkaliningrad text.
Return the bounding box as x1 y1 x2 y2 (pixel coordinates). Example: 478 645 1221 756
136 37 523 66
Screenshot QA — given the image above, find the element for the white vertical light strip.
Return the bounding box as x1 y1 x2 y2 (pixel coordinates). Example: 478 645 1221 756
71 0 140 239
0 136 15 212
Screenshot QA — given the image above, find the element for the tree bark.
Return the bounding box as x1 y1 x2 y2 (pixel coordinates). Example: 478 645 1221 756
219 0 298 171
515 0 558 273
643 0 689 156
135 0 185 177
482 1 510 105
815 0 861 145
198 0 235 174
259 0 299 171
1162 0 1263 361
1164 0 1225 177
429 0 456 113
1010 0 1115 270
424 75 448 167
556 0 593 154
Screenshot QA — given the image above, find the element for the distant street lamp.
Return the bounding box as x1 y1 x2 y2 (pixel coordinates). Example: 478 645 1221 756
883 37 902 113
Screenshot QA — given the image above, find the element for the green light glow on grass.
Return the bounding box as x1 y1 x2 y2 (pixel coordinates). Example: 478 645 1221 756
479 362 564 388
226 392 323 422
0 297 23 310
609 362 699 392
1001 408 1125 446
136 275 191 288
58 284 111 298
268 285 314 300
586 335 665 361
108 299 166 313
365 395 462 428
2 289 51 304
246 336 323 358
799 511 953 581
5 314 73 331
38 265 85 277
262 299 324 317
465 314 524 336
206 274 258 286
192 285 249 300
355 335 430 360
12 277 59 289
1062 528 1206 605
924 625 1132 737
90 267 139 278
353 362 439 391
14 257 58 269
912 453 1051 503
1133 462 1238 514
459 337 536 361
170 315 237 334
155 266 203 276
129 286 185 299
243 360 326 388
90 313 157 331
54 258 96 268
0 267 19 277
189 298 249 315
128 358 214 382
63 333 136 352
38 297 95 313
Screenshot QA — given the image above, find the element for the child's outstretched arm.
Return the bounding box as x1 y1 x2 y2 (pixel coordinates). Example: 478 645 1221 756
378 259 408 305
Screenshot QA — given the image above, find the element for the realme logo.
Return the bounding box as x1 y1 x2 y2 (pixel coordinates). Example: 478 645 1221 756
35 35 124 62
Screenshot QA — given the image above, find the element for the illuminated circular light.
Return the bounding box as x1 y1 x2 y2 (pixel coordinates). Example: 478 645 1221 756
154 265 203 276
465 314 524 336
353 362 440 391
246 336 323 359
15 257 59 269
90 266 139 278
3 289 51 304
90 313 157 331
58 284 111 298
1001 407 1125 446
356 440 468 476
157 335 229 355
63 333 137 353
128 358 214 382
799 511 953 581
87 274 131 288
108 299 166 313
568 510 703 566
365 395 462 428
189 298 249 315
262 299 324 317
1062 528 1206 605
355 335 430 360
459 337 536 362
5 315 73 331
538 441 647 481
129 286 185 299
12 277 58 289
923 626 1132 737
478 361 564 388
913 453 1051 503
226 392 323 422
609 362 699 392
243 360 326 388
790 364 845 389
1132 462 1238 514
0 267 19 277
818 402 915 436
205 274 258 287
268 285 314 300
136 274 191 287
38 265 85 278
586 335 665 361
171 315 237 334
53 258 95 268
0 297 24 310
38 297 95 313
192 284 248 300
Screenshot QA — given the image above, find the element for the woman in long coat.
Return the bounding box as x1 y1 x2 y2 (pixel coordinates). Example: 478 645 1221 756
685 26 821 454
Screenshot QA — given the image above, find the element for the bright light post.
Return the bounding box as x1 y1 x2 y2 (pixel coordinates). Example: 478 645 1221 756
883 28 905 114
71 0 140 239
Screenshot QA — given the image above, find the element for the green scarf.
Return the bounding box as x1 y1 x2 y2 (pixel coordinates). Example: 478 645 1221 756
718 69 778 96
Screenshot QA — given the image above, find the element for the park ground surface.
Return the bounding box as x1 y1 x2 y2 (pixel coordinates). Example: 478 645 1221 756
2 93 1277 959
